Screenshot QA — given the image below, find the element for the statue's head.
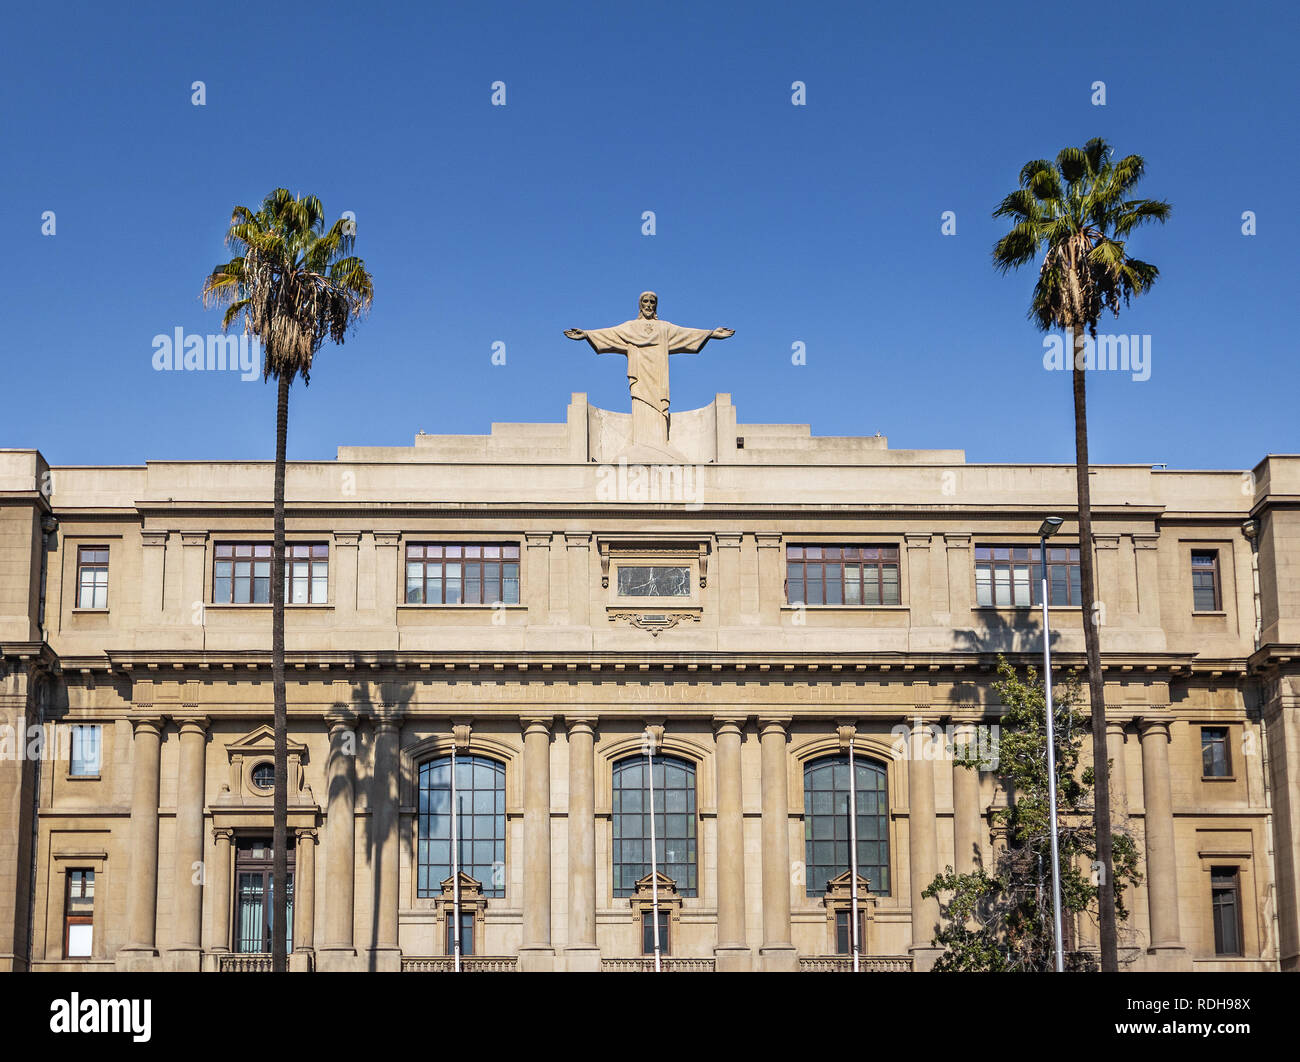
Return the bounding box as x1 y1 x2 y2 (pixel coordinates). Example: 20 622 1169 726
638 291 658 319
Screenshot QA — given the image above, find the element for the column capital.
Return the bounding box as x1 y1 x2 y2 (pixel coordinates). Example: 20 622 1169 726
1135 716 1172 739
564 715 598 736
904 533 933 549
1093 533 1121 550
757 716 791 737
130 716 165 735
332 531 361 547
1132 533 1161 550
944 532 972 549
524 532 554 548
212 826 234 844
715 532 743 549
712 715 748 736
325 709 358 730
141 530 170 548
180 531 209 547
171 715 209 736
564 532 592 548
295 826 318 844
374 714 404 736
521 715 553 736
373 531 402 548
754 532 782 550
1105 719 1130 739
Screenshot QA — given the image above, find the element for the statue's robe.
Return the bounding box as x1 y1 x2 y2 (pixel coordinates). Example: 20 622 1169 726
580 318 714 449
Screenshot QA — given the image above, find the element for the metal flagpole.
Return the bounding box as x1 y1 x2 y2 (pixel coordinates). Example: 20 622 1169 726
451 745 462 972
647 732 662 972
1040 528 1065 973
848 736 861 972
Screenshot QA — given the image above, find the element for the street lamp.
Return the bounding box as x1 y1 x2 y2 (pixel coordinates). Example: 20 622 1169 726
1038 516 1065 973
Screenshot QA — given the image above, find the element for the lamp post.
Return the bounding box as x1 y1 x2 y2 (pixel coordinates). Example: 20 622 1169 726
1038 516 1066 973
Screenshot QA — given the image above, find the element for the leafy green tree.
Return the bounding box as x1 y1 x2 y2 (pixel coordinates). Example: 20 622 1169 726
992 139 1168 970
203 190 372 972
923 657 1141 971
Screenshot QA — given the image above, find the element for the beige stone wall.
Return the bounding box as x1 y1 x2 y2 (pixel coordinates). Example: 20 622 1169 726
1 408 1296 972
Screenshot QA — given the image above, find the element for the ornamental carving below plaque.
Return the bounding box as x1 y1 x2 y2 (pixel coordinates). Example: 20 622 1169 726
608 610 701 636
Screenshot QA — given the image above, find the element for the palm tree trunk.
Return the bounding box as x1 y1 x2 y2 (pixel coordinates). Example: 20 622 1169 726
1071 327 1118 972
271 371 290 973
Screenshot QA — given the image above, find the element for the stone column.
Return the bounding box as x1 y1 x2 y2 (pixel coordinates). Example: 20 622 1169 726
715 534 744 627
332 532 361 614
757 716 796 970
373 532 401 627
1107 720 1130 822
524 534 553 625
951 719 983 875
292 828 317 970
1138 718 1188 968
714 716 751 970
564 716 599 970
318 713 357 970
905 534 934 626
565 534 592 627
208 828 233 957
139 531 169 624
118 716 163 968
754 534 783 627
370 713 403 970
520 716 554 970
168 716 208 971
907 718 942 970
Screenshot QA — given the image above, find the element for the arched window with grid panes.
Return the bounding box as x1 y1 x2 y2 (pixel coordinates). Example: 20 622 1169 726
803 755 890 897
417 755 506 898
611 755 697 897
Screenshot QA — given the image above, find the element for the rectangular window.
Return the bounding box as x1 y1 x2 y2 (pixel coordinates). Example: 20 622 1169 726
214 543 328 604
214 543 272 604
76 547 109 609
445 912 475 956
405 544 520 605
1211 868 1243 957
1201 726 1232 778
233 837 294 953
69 724 101 776
641 909 670 955
975 545 1082 607
285 543 329 604
64 869 94 958
616 565 690 598
835 909 866 955
1192 551 1221 612
786 545 900 606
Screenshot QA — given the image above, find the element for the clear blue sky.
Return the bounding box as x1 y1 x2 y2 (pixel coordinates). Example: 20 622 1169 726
3 1 1295 469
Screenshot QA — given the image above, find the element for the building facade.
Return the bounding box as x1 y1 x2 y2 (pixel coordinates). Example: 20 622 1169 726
1 392 1297 972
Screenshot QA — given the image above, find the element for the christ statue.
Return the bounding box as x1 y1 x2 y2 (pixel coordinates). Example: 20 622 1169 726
565 292 734 453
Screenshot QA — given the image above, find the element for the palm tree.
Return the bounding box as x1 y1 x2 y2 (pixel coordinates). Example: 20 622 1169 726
203 189 373 972
992 139 1168 971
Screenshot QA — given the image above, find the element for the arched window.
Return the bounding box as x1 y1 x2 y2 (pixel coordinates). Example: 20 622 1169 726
803 755 890 897
612 755 697 897
417 755 506 898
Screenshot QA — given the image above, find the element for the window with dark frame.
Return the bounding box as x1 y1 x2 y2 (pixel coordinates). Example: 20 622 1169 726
786 545 900 606
445 910 475 956
1191 551 1221 612
612 756 698 897
76 546 109 609
1211 867 1243 957
803 755 890 897
234 836 294 953
975 545 1082 608
64 869 94 958
417 756 506 898
1201 726 1232 778
835 908 866 956
405 544 520 605
250 762 275 791
214 543 328 605
641 909 670 955
69 724 101 776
